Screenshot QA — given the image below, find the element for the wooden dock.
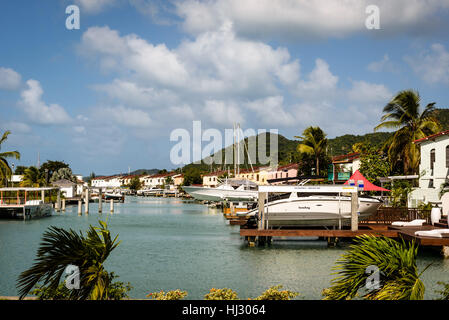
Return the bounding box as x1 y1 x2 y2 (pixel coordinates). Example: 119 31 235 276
239 219 449 256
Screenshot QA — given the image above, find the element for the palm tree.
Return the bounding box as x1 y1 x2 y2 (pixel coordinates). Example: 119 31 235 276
20 166 45 187
294 126 328 176
0 130 21 186
323 235 428 300
374 90 440 174
17 220 120 300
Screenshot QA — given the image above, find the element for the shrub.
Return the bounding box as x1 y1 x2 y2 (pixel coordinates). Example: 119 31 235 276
204 288 238 300
254 285 299 300
31 272 132 300
147 289 188 300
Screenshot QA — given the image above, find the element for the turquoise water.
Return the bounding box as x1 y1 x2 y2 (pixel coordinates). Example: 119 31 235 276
0 196 448 299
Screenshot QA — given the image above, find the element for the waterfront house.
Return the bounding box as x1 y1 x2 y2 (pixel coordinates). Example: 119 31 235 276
409 130 449 207
144 172 177 188
52 179 77 198
91 175 124 188
202 170 227 188
328 152 361 182
266 163 299 184
172 174 184 187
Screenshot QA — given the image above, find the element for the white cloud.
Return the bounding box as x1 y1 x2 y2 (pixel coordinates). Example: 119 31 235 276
367 54 398 73
347 80 392 103
97 106 152 128
74 0 117 14
2 121 31 134
18 79 71 125
295 59 338 100
404 43 449 84
175 0 449 39
202 100 244 126
0 67 21 90
80 23 300 98
93 79 178 108
245 96 295 126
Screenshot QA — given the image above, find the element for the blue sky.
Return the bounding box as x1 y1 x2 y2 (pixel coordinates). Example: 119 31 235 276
1 0 449 176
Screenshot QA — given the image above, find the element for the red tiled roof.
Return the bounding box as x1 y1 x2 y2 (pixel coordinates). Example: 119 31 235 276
149 172 176 178
332 152 360 163
277 163 299 171
202 170 227 177
414 130 449 144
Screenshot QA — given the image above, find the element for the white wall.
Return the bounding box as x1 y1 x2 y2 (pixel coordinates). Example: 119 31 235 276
410 135 449 206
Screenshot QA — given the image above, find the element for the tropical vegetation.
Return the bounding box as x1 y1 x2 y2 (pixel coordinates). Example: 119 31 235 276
204 288 238 300
374 90 440 174
0 130 21 187
253 285 299 300
323 235 427 300
357 144 391 185
146 289 188 300
20 166 45 187
295 126 328 176
17 220 122 300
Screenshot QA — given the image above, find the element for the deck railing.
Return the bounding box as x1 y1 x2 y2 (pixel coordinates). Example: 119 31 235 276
362 207 431 225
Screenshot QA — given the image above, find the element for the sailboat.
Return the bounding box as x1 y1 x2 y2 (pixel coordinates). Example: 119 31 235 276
182 123 258 202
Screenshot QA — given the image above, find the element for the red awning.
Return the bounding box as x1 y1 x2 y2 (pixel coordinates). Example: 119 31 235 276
343 170 390 192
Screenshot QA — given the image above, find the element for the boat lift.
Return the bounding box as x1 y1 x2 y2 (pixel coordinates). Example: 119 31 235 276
257 185 360 231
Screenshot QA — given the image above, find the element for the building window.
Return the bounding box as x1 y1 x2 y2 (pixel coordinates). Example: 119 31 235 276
429 179 434 188
430 149 435 175
446 145 449 168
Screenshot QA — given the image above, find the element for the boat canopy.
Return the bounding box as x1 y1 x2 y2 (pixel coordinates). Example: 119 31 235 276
222 179 258 187
343 170 390 192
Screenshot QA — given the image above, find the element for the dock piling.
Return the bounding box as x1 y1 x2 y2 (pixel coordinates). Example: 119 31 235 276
77 200 82 216
62 199 66 212
110 199 114 213
351 192 358 231
56 190 61 212
98 188 102 213
84 189 89 215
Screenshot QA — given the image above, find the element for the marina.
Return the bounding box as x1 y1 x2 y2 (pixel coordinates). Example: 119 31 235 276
0 196 448 300
2 2 449 303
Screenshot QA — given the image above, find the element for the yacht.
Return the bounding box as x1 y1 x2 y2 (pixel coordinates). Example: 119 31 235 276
239 191 382 227
182 179 258 202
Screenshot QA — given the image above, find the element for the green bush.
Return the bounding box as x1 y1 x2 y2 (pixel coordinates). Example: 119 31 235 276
31 272 132 300
254 285 299 300
204 288 238 300
146 289 188 300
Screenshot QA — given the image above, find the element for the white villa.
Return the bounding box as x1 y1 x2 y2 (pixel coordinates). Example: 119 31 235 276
91 175 124 188
143 172 176 188
409 130 449 208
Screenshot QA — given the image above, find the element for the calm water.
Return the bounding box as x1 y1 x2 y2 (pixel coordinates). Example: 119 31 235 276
1 196 448 299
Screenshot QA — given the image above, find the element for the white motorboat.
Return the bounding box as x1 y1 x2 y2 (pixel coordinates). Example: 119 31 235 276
104 190 124 202
137 187 164 196
182 179 258 202
239 191 382 227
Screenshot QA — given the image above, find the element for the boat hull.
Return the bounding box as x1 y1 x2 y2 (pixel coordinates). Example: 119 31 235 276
245 196 382 227
182 186 258 202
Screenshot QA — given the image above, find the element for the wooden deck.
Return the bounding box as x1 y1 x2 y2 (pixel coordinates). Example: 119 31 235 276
239 221 449 251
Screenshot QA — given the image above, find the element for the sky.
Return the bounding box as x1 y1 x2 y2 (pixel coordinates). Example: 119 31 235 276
1 0 449 176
